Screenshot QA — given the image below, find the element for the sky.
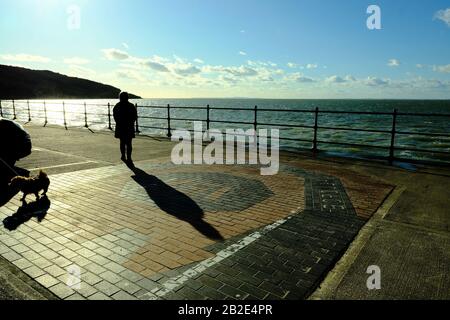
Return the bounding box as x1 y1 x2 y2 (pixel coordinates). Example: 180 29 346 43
0 0 449 99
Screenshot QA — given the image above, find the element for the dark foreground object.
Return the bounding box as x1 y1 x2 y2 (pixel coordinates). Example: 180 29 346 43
0 119 32 167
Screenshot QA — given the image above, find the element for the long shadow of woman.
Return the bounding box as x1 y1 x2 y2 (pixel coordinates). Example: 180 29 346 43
131 167 224 241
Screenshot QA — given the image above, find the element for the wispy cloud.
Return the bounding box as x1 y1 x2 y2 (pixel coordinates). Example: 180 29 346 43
224 66 258 77
0 53 50 63
387 59 400 67
306 63 318 69
174 65 201 76
326 75 346 83
68 65 96 78
296 76 315 83
433 64 450 73
122 43 129 49
287 62 298 68
434 8 450 27
194 58 204 64
139 59 170 72
102 48 130 61
63 57 90 65
345 75 356 82
247 60 277 68
239 51 247 56
116 69 146 82
365 77 389 86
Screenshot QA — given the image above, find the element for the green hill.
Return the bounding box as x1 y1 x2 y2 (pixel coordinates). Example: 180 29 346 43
0 64 141 100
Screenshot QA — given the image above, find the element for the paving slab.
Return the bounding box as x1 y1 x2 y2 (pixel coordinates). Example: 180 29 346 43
0 150 392 300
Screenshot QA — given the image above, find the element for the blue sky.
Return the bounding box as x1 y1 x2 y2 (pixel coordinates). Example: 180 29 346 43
0 0 449 98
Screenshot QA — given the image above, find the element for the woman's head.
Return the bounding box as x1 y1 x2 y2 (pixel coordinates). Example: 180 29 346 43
119 91 129 103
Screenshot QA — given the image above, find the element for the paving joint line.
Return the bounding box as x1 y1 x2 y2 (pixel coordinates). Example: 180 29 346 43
138 216 293 300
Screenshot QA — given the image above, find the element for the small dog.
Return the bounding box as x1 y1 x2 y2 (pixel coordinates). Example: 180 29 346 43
9 171 50 202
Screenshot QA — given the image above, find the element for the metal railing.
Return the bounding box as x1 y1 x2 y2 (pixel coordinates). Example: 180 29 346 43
1 99 449 165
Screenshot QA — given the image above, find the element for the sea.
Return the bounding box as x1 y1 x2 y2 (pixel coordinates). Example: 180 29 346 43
1 99 449 163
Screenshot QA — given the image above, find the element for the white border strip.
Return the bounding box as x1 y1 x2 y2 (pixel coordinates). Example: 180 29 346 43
140 217 290 300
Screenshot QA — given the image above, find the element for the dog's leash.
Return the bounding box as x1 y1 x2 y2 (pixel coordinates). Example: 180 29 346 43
0 156 20 177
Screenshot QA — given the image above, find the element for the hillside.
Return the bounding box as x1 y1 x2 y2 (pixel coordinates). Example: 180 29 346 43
0 65 141 99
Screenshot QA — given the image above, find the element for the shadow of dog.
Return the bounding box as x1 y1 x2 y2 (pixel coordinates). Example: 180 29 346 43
3 196 51 231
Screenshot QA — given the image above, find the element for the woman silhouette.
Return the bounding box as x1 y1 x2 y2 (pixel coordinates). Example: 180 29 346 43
113 92 137 163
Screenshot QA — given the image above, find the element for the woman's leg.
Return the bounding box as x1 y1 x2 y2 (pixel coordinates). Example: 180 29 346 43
126 139 133 161
120 139 126 160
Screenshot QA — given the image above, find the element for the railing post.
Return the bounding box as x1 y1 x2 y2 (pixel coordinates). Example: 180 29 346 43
84 102 88 128
206 104 210 131
312 107 319 153
0 100 3 118
107 102 112 130
167 104 172 138
389 109 397 165
12 100 16 120
27 100 31 122
254 105 258 132
63 101 67 129
135 103 140 134
43 101 48 126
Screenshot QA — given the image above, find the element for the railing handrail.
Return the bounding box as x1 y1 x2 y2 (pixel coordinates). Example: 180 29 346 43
3 99 450 117
1 99 449 165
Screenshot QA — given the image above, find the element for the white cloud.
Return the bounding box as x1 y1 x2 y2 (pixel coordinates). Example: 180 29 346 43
306 63 318 69
0 54 50 63
345 75 356 82
102 48 130 61
433 64 450 73
204 65 258 77
287 62 298 68
140 60 170 72
416 64 424 69
219 75 239 85
365 77 389 86
434 8 450 27
239 51 247 56
194 58 204 64
296 76 315 83
326 75 346 83
174 65 201 76
122 43 129 49
388 59 400 67
422 79 449 89
225 66 258 77
63 57 90 65
246 60 278 70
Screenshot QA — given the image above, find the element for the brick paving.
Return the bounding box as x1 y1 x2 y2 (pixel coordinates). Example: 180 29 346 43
0 159 392 300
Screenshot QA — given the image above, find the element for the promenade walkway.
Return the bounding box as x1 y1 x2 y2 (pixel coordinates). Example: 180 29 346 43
0 124 448 300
